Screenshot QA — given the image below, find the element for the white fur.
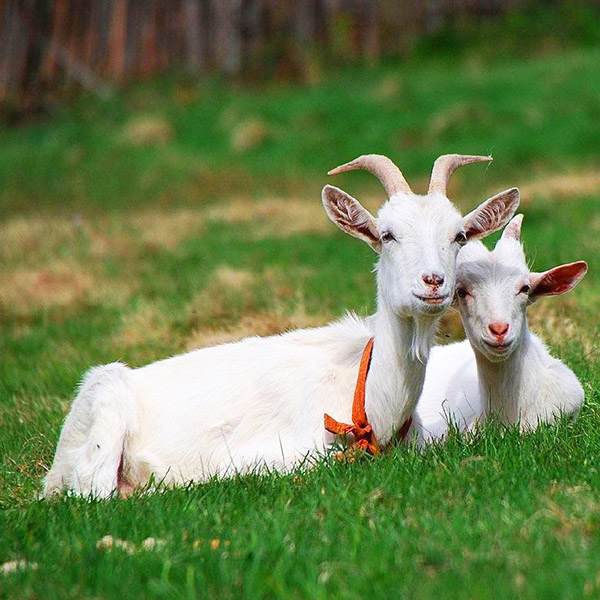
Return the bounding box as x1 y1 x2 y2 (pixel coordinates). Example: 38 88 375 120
44 177 517 497
411 231 585 447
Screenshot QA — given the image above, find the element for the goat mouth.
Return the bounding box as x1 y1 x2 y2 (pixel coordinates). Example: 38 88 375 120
483 340 512 352
414 294 449 306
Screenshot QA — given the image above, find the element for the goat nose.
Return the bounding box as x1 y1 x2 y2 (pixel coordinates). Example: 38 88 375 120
488 322 509 338
422 273 445 287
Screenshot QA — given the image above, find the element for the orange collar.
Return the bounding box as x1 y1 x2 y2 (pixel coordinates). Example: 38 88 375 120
324 338 412 455
324 338 380 455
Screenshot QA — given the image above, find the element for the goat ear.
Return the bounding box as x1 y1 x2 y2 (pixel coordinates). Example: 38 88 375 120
462 188 520 240
529 261 588 301
501 213 524 241
322 185 381 252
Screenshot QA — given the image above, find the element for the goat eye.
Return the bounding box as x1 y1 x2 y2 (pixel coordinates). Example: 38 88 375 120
381 231 396 243
456 288 469 299
519 284 531 295
454 231 467 246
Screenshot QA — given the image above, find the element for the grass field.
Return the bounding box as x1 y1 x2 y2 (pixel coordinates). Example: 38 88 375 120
1 37 599 599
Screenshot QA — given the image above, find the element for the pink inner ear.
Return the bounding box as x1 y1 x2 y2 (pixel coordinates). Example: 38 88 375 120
322 184 380 249
336 198 378 241
530 261 588 298
463 188 520 240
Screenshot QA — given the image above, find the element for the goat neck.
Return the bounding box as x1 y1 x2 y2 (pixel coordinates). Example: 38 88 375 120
365 297 437 445
472 321 533 423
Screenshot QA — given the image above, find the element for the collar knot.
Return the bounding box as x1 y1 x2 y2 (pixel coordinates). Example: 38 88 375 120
324 338 380 455
324 337 412 456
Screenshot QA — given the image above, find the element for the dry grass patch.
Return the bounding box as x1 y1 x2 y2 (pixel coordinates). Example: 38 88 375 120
112 267 259 350
206 197 334 239
185 266 259 328
230 119 271 153
120 115 174 147
0 260 132 315
185 307 329 351
206 192 385 239
112 303 173 349
0 192 377 278
0 218 138 317
528 296 597 358
0 216 82 264
0 209 209 318
538 482 600 540
111 263 326 353
520 170 600 201
1 209 205 266
0 214 137 265
184 264 325 350
128 208 205 250
211 266 256 289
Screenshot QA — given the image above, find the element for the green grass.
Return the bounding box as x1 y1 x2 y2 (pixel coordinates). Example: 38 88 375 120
1 38 599 599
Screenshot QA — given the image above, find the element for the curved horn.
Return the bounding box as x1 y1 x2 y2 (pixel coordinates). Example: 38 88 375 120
428 154 492 195
328 154 412 197
501 213 524 241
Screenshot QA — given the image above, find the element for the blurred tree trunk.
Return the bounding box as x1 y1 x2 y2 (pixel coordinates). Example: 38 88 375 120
184 0 204 72
0 0 551 116
108 0 127 79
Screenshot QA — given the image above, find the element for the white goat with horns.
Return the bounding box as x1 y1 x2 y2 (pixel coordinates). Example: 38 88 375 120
44 153 519 497
410 214 588 446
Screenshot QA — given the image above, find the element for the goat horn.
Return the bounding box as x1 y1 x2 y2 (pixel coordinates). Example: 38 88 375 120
328 154 412 197
428 154 492 196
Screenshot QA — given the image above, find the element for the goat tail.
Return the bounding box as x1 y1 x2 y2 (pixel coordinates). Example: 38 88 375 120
43 362 137 499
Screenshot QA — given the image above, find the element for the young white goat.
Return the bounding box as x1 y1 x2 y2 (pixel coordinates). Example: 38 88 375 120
44 154 519 497
411 215 588 446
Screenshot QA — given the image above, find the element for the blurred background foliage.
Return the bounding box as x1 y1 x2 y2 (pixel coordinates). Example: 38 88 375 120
2 0 600 118
1 0 599 219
